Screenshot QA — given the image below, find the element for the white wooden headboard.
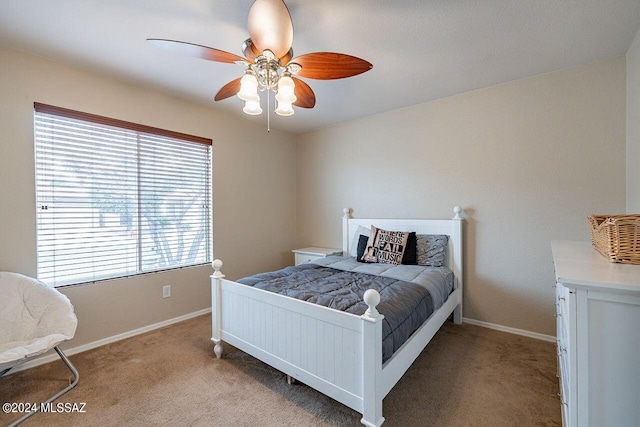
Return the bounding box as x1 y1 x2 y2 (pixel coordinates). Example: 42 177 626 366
342 207 464 290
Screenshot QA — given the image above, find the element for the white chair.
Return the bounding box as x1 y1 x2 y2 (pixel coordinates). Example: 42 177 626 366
0 272 79 426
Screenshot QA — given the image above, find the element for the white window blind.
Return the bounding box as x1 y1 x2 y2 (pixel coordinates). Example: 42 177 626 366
34 103 212 287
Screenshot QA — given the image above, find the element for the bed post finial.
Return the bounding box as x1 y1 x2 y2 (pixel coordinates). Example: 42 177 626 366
212 259 224 278
453 206 462 220
363 289 381 318
343 208 352 219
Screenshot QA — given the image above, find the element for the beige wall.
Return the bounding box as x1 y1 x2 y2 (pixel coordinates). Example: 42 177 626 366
628 29 640 212
0 44 629 345
0 46 297 348
296 57 627 336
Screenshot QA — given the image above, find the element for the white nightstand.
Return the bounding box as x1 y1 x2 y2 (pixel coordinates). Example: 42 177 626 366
292 247 342 265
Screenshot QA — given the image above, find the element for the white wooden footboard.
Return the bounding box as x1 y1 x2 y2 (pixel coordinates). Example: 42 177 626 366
211 261 385 426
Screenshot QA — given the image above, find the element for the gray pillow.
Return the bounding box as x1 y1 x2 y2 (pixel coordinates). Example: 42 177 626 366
416 234 449 267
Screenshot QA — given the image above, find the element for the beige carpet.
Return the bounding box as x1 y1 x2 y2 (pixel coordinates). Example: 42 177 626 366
0 314 560 426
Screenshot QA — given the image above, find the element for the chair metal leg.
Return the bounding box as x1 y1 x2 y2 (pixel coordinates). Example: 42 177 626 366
7 346 79 427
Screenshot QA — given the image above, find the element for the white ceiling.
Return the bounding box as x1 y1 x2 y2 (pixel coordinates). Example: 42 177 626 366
1 0 639 134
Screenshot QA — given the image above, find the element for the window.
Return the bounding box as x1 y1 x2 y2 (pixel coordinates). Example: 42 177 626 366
34 103 212 286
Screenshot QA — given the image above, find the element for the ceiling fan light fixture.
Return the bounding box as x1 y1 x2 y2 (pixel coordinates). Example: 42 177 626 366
275 75 296 104
243 99 263 115
275 100 294 116
238 72 259 101
150 0 372 129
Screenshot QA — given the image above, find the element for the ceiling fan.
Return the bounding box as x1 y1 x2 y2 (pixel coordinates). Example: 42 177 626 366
148 0 372 122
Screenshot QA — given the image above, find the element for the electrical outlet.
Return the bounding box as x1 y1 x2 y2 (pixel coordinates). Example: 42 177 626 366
162 285 171 299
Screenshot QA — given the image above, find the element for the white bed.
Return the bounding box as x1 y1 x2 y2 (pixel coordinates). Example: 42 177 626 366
210 207 463 426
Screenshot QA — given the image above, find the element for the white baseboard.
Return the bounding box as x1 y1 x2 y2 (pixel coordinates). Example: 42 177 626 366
7 310 552 376
7 308 212 375
463 317 555 342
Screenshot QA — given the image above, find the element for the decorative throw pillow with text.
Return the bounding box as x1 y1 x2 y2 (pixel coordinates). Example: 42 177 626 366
362 226 409 265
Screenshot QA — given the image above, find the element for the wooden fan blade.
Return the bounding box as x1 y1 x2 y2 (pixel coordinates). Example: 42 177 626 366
148 39 246 64
214 78 242 101
247 0 293 59
292 77 315 108
292 52 373 80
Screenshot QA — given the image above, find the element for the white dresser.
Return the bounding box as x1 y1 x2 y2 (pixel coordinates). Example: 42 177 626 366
552 241 640 427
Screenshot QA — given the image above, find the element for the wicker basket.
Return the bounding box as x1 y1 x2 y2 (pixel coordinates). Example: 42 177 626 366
588 214 640 264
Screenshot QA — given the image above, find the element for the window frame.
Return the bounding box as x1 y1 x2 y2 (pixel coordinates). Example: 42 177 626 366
33 103 213 287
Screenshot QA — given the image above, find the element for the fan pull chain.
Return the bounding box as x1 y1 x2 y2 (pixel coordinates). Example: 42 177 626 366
267 88 271 133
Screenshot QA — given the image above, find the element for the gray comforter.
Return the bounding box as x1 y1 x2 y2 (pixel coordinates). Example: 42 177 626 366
310 256 454 309
237 256 454 362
